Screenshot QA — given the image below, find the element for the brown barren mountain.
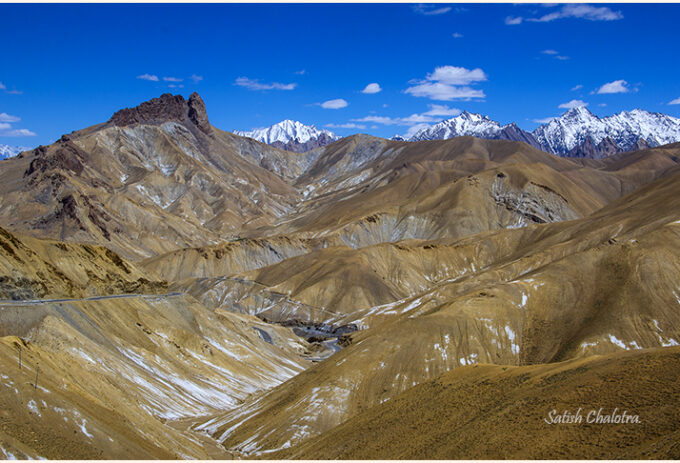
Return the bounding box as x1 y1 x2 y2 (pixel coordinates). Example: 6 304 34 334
0 93 679 459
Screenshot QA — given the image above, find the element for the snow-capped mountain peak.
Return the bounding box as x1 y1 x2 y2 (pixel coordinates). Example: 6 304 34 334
532 107 680 154
0 144 31 160
408 111 503 141
235 120 339 145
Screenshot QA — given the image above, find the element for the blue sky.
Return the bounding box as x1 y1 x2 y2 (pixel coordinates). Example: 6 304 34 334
1 3 680 146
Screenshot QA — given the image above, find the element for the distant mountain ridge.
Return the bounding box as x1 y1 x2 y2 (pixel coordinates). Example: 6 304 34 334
402 107 680 159
408 111 544 150
0 144 31 159
532 106 680 156
235 120 340 153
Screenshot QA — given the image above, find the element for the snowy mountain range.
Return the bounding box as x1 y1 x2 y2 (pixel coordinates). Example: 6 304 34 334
234 119 340 153
532 107 680 155
0 144 31 159
407 111 545 150
405 107 680 159
235 108 680 159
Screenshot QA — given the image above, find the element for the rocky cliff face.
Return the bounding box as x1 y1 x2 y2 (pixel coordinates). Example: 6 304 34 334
109 92 212 136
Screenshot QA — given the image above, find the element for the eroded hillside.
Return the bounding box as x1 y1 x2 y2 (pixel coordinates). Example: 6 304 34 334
1 93 679 459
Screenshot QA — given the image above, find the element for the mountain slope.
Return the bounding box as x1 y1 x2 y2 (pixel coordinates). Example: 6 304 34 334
0 226 166 300
0 94 314 259
283 347 680 459
195 165 680 455
234 120 340 153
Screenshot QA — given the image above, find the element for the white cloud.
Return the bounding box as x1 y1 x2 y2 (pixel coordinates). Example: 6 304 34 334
571 84 583 91
598 103 608 107
235 77 297 91
555 55 569 60
362 83 382 94
426 66 487 85
669 97 680 105
412 4 452 15
319 98 348 109
295 69 306 75
0 123 10 130
452 32 463 38
542 49 558 55
405 66 486 101
189 74 203 83
405 82 485 101
422 104 461 117
137 74 159 82
505 16 523 25
405 123 432 138
558 99 589 109
596 79 629 94
168 84 184 88
0 128 36 137
5 90 22 95
527 4 623 22
352 113 441 127
163 76 183 82
0 82 5 90
352 115 397 125
326 122 366 129
533 117 556 124
0 113 20 123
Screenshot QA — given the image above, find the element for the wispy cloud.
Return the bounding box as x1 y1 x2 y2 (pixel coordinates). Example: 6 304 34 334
571 84 583 91
412 4 452 15
669 97 680 105
0 113 20 123
326 122 366 129
361 83 382 94
0 81 23 95
318 98 348 109
559 99 589 109
452 32 463 38
351 105 460 128
533 117 557 124
163 76 183 82
234 77 297 91
168 84 184 88
422 104 461 117
596 79 629 94
541 49 569 60
294 70 306 75
189 74 203 83
530 4 622 22
405 65 486 101
0 112 35 137
137 73 159 82
0 127 36 137
508 4 622 26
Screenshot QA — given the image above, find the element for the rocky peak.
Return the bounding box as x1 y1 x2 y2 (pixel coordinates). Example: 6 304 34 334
109 92 212 135
187 92 212 135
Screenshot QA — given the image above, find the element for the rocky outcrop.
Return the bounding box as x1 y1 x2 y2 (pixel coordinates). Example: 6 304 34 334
109 92 212 136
